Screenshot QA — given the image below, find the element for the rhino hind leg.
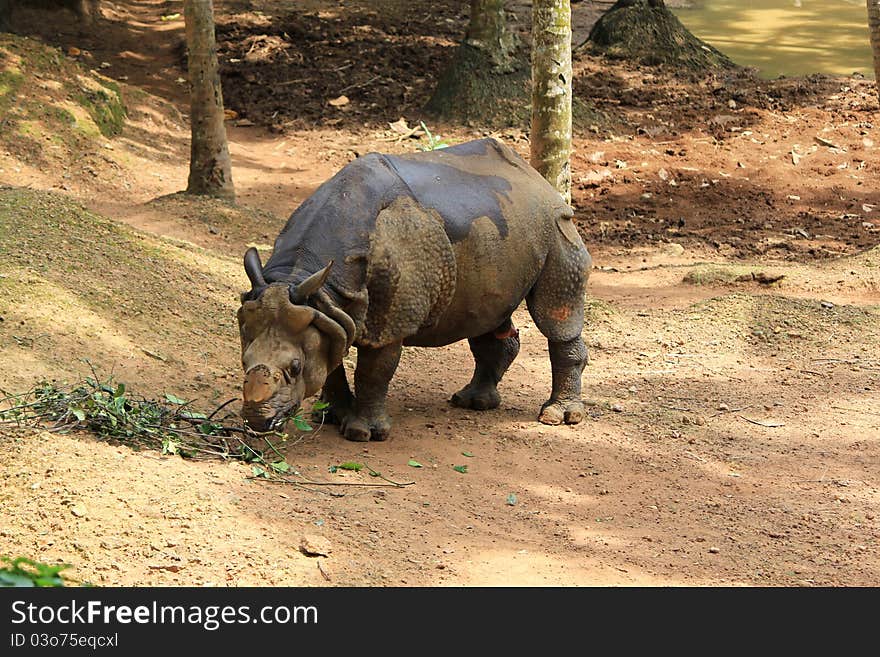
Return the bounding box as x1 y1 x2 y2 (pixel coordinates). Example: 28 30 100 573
526 228 592 426
342 341 403 442
451 322 520 411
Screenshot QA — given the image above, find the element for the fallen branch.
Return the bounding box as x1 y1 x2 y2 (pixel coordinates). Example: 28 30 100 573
739 416 785 428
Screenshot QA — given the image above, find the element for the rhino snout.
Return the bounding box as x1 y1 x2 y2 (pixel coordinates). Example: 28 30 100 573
241 364 301 432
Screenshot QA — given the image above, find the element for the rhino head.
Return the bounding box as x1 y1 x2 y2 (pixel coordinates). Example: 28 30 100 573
236 248 351 432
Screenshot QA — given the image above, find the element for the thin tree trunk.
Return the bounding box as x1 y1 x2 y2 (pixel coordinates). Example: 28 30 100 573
184 0 234 201
531 0 572 204
869 0 880 99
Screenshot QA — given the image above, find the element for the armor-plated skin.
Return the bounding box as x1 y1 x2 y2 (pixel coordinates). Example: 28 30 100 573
238 138 592 441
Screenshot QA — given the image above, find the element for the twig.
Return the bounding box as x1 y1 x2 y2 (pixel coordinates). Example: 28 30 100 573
338 74 381 94
317 560 331 582
709 404 752 418
249 475 413 488
830 406 880 417
247 477 346 497
363 463 415 487
207 398 239 420
739 416 785 427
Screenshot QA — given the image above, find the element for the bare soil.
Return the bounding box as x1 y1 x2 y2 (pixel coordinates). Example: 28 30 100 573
0 0 878 586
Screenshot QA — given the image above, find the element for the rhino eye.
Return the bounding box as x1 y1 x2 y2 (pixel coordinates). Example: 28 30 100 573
281 359 302 384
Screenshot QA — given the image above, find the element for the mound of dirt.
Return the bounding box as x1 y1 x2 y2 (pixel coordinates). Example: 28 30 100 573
585 0 735 71
0 187 244 400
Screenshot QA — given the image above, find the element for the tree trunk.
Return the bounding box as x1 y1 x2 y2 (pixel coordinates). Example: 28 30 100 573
869 0 880 99
425 0 530 127
465 0 517 71
531 0 572 204
184 0 234 201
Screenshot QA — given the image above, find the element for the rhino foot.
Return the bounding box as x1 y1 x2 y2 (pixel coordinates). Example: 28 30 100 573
539 399 585 426
341 414 391 442
450 385 501 411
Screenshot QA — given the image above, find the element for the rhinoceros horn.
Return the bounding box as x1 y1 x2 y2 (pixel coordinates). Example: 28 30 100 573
243 247 268 290
289 261 334 305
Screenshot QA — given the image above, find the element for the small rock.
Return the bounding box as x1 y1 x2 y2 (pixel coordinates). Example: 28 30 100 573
328 95 350 107
299 534 332 557
663 242 685 257
717 403 730 412
708 546 720 554
728 99 737 109
820 300 835 309
611 403 623 413
70 504 87 518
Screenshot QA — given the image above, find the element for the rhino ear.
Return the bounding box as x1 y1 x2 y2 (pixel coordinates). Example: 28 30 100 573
290 260 333 305
244 247 267 289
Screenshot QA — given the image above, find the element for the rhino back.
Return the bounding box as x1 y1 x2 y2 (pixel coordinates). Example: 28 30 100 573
262 138 570 345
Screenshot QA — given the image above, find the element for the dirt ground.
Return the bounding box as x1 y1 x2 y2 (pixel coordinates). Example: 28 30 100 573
0 0 878 586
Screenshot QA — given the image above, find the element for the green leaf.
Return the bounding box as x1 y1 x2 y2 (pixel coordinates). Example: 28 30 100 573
270 460 290 473
462 451 474 457
506 493 517 506
292 416 313 432
312 400 330 411
452 465 468 474
198 422 223 435
165 393 187 405
407 459 423 468
114 383 126 398
69 406 86 422
180 410 207 420
338 462 363 472
251 466 268 478
328 465 338 473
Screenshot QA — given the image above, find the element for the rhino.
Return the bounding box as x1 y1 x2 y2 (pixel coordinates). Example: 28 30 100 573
237 138 591 441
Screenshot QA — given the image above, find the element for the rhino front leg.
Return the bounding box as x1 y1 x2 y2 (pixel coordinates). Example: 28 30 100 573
451 321 520 411
343 341 403 442
318 364 355 426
